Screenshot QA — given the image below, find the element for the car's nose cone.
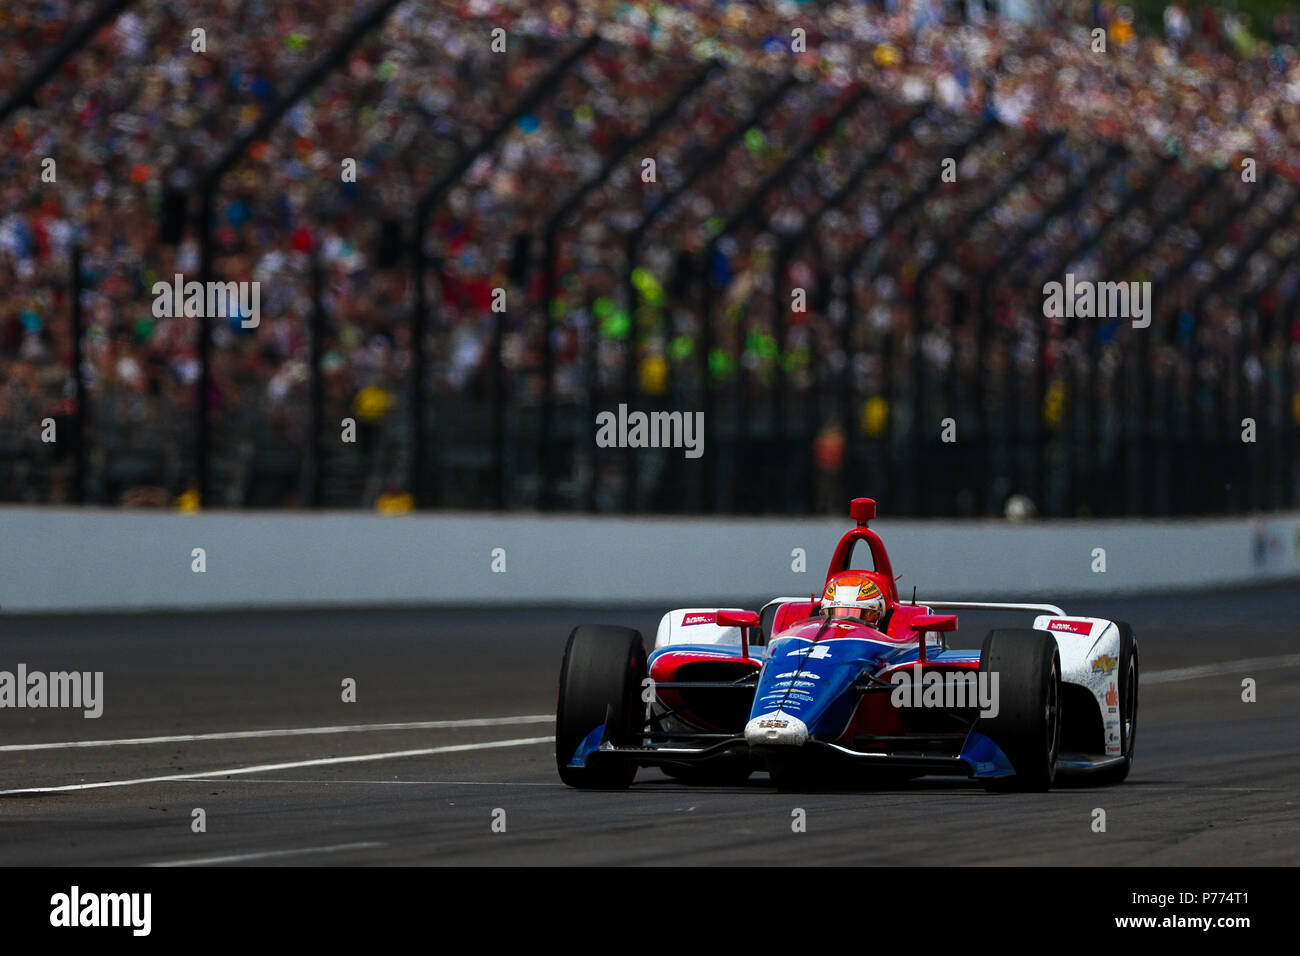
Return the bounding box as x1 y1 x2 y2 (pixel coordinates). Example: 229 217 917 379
744 710 809 747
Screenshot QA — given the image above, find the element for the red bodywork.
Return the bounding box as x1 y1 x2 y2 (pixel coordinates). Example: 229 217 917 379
651 498 979 744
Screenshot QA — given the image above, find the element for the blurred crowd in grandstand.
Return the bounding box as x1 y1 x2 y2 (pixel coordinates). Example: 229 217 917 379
2 0 1299 512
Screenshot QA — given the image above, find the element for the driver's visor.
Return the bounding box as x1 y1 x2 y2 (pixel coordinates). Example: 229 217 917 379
826 606 864 621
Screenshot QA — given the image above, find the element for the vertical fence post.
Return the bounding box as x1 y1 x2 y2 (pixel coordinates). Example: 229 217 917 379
618 75 798 513
309 245 326 507
772 250 790 511
538 61 720 510
1279 306 1289 509
409 221 429 508
622 231 642 510
1267 294 1285 509
832 117 995 514
769 104 926 513
909 133 1063 514
701 250 723 510
70 245 86 504
839 275 858 508
196 184 214 506
910 280 926 514
697 86 872 512
539 227 559 510
408 35 598 512
187 0 413 509
492 288 506 510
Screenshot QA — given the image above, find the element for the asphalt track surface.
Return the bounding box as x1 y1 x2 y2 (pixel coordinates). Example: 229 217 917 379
1 587 1297 866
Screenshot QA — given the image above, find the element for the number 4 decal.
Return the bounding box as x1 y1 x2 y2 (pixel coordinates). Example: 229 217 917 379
787 644 832 659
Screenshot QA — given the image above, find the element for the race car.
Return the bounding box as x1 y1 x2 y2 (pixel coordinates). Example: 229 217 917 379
555 497 1139 791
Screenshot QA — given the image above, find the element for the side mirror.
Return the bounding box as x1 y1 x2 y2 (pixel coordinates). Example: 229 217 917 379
717 610 759 629
910 614 957 633
717 609 760 660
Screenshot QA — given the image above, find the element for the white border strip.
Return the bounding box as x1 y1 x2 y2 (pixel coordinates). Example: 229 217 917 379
0 715 553 753
1144 654 1300 685
147 842 385 867
0 735 555 796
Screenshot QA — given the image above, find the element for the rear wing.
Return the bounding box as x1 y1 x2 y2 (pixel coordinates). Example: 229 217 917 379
761 597 1066 619
917 600 1066 616
760 596 817 618
759 597 1069 642
759 595 820 640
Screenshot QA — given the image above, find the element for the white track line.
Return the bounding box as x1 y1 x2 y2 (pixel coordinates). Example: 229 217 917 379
0 736 555 796
147 842 385 867
0 715 553 753
1144 654 1300 685
166 778 556 786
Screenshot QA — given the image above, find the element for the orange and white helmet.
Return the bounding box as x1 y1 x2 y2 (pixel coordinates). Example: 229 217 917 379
819 572 886 626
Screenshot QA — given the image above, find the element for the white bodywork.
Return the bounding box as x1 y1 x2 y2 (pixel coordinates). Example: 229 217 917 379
654 608 749 649
744 710 809 747
917 601 1124 757
1031 615 1125 756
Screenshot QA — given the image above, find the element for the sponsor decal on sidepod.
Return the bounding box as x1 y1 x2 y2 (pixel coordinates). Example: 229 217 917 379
1047 619 1093 635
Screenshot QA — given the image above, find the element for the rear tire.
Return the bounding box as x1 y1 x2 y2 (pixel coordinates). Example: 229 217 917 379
1092 621 1139 785
979 629 1062 792
556 625 646 789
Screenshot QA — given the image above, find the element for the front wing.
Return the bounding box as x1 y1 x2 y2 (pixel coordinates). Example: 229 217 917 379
566 717 1019 781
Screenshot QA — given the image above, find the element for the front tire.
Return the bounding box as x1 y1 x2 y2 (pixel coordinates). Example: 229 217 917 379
979 629 1062 792
555 625 646 789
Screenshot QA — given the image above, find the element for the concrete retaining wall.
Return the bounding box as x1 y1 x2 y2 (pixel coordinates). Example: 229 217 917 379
2 507 1298 613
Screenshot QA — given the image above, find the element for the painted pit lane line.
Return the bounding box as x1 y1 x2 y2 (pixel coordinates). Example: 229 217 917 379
147 842 386 867
0 714 554 752
0 736 556 796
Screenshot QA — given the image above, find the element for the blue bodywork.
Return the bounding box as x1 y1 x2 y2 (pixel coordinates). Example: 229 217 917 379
568 722 606 768
751 633 887 734
572 628 1015 778
749 630 1012 777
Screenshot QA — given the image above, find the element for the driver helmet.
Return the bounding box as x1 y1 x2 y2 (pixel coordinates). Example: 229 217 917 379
819 572 886 627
